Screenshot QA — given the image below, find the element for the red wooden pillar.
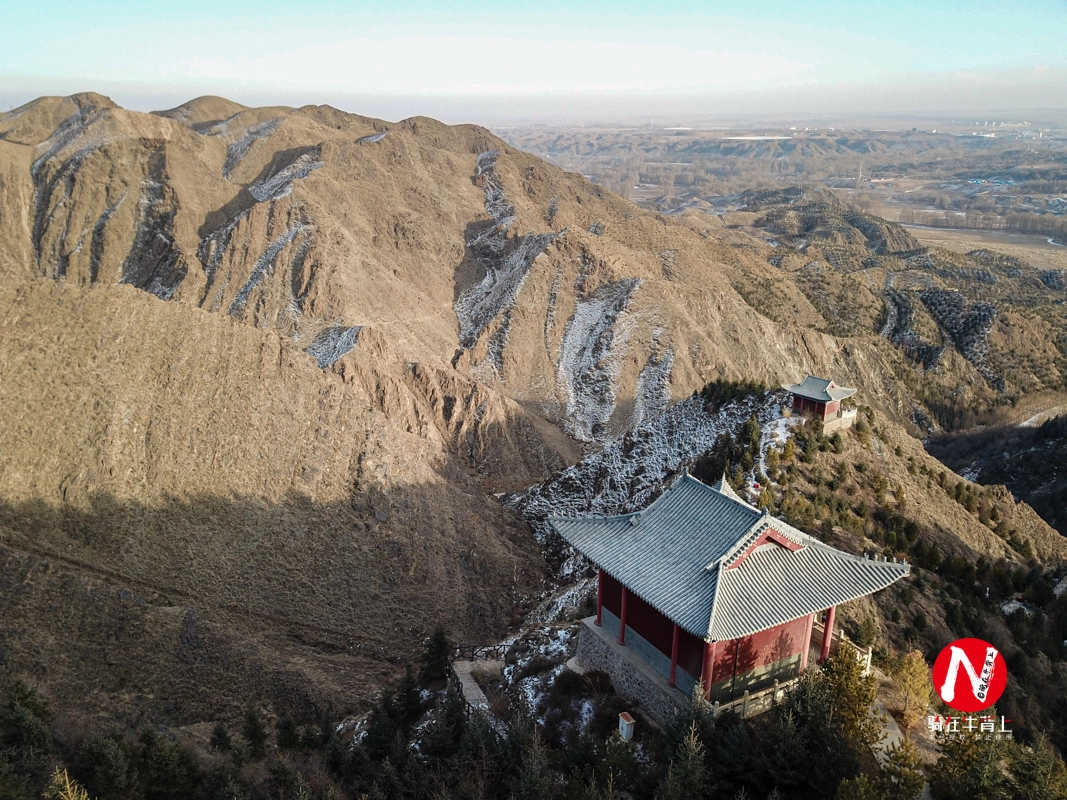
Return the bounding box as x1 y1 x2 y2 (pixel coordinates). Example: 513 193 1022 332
617 586 629 645
800 613 815 671
819 606 836 664
700 640 718 700
668 623 680 687
595 569 604 627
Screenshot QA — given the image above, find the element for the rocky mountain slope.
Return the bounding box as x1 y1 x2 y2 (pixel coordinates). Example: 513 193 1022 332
0 94 1065 728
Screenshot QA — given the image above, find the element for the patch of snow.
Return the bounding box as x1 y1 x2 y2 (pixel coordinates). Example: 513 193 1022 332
228 223 312 315
510 391 786 541
306 325 362 368
358 132 388 144
556 278 641 442
526 578 595 624
221 117 281 179
247 148 324 202
457 233 556 349
455 151 561 357
1000 598 1035 617
579 699 595 732
757 415 801 478
31 101 109 179
631 339 674 430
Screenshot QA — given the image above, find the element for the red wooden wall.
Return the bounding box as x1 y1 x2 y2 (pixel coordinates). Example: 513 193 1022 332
600 572 704 679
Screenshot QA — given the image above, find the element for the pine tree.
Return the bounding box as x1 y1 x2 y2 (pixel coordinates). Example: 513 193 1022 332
783 438 796 463
930 722 1010 800
43 768 92 800
77 732 139 800
655 724 706 800
834 773 880 799
1008 735 1067 800
418 685 466 764
209 723 231 752
276 715 300 750
894 649 932 732
0 752 31 800
242 703 269 759
821 644 883 753
513 734 557 800
879 736 926 800
420 626 452 684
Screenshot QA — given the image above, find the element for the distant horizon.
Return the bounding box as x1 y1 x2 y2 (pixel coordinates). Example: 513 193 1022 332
5 81 1067 131
4 1 1067 127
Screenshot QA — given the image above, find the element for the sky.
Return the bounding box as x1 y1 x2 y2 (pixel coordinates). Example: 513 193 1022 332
2 0 1066 123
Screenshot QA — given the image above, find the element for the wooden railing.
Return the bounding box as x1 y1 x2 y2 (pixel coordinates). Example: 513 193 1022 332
446 643 513 718
452 643 512 662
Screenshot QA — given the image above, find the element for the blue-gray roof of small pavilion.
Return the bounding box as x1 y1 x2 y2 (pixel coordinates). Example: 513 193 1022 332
783 375 857 402
550 472 908 642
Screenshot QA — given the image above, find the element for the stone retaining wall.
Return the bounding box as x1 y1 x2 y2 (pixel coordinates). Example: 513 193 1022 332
574 616 689 726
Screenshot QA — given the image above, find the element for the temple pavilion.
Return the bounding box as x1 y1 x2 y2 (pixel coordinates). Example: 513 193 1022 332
552 472 908 718
784 375 856 422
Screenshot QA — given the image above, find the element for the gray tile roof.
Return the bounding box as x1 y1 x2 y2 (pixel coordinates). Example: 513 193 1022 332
551 473 908 642
783 375 857 402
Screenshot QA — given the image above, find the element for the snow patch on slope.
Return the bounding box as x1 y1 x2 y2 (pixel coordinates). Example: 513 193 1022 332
556 279 641 442
306 325 362 369
222 117 281 179
631 339 674 430
228 223 312 315
456 232 556 349
248 148 324 202
510 391 786 541
455 150 558 355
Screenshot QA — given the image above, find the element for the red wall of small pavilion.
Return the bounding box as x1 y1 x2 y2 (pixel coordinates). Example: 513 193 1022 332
600 572 704 679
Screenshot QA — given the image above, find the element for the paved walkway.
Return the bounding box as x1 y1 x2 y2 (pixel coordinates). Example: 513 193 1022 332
874 698 904 765
452 659 505 713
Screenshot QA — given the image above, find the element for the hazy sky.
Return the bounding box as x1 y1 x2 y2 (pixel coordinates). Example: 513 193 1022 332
2 0 1066 122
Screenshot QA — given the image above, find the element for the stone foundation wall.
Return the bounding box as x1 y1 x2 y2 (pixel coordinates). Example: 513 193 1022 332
575 617 689 727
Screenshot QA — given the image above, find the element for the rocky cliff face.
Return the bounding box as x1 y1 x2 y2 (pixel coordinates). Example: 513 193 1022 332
0 94 1063 725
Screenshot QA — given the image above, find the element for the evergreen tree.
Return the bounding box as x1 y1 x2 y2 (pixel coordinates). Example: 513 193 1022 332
43 768 92 800
878 736 926 800
396 667 422 725
766 445 781 479
930 722 1010 800
275 715 300 750
894 650 931 733
77 732 139 800
783 438 796 463
209 723 231 752
138 728 202 800
1008 735 1067 800
821 645 883 754
420 626 452 684
241 703 269 760
834 773 880 799
655 724 706 800
0 752 31 800
596 734 647 797
513 734 557 800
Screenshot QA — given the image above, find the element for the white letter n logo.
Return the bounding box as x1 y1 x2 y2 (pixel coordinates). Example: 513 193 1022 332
939 645 998 703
